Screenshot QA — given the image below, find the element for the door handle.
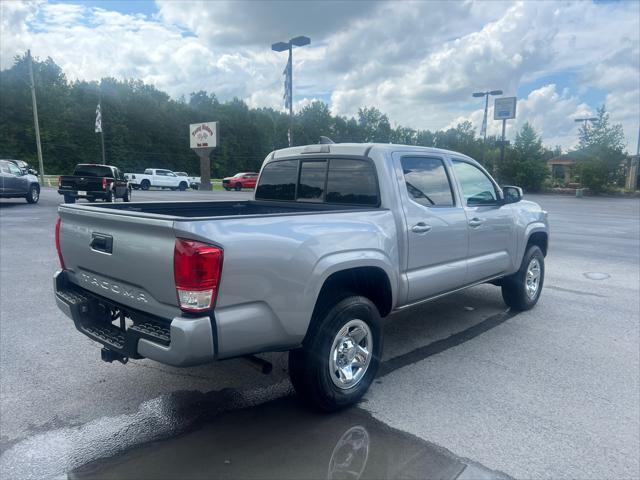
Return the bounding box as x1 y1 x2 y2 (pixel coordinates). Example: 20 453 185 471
468 217 484 228
411 223 432 234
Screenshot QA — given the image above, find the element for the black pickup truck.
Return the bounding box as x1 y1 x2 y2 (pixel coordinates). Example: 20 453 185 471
58 164 131 203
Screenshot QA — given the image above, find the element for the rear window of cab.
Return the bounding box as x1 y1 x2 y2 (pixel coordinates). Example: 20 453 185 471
255 158 379 206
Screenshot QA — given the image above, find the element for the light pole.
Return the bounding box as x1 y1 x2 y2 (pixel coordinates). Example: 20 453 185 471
27 50 44 183
272 35 310 147
473 90 502 165
473 90 503 142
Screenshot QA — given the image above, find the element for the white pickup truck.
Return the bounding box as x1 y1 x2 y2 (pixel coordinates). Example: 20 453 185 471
125 169 190 191
175 172 201 190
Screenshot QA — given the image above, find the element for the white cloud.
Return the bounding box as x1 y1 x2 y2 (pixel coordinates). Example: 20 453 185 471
0 0 638 150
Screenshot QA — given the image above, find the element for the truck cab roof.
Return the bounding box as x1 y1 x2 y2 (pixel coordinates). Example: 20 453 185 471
269 142 476 164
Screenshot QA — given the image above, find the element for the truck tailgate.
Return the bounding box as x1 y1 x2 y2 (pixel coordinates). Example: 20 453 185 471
58 206 180 319
59 176 104 191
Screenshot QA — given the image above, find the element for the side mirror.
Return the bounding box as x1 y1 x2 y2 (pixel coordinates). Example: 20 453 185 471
28 169 38 175
502 186 523 204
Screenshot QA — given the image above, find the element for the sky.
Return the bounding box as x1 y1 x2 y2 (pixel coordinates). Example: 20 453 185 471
1 0 639 151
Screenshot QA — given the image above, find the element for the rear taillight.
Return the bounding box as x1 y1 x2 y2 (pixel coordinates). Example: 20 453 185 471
174 239 223 313
55 218 65 269
58 176 62 188
102 177 107 190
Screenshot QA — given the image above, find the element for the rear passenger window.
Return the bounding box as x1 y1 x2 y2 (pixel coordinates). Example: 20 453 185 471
297 161 326 202
326 159 378 206
401 157 454 207
255 160 298 201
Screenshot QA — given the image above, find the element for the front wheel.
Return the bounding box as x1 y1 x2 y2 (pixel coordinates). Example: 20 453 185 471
104 190 113 203
140 180 150 191
289 295 382 412
234 183 242 191
63 194 75 204
179 182 187 191
26 185 39 204
501 245 545 311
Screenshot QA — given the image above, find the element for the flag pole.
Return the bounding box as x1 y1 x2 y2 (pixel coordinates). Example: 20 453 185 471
27 50 45 183
100 122 106 165
288 44 293 147
97 86 106 164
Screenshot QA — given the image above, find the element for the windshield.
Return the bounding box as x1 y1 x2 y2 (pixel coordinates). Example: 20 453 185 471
73 165 113 177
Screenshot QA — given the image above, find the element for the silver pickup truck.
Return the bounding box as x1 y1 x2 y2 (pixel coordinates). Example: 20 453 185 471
54 143 549 410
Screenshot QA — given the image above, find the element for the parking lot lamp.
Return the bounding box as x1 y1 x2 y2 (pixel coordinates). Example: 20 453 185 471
272 36 311 147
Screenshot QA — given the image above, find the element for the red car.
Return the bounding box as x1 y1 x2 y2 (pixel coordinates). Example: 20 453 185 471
222 172 259 191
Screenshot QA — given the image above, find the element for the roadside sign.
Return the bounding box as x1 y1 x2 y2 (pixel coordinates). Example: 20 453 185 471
189 122 218 149
494 97 517 120
189 121 218 192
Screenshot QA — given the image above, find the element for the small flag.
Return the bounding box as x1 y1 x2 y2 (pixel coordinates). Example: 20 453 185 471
95 103 102 133
283 50 292 111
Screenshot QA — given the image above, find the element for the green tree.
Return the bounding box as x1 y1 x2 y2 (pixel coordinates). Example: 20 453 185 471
497 122 549 192
433 122 483 162
574 105 626 193
357 107 391 142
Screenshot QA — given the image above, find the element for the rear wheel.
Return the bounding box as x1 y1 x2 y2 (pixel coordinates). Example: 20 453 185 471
123 187 131 202
104 190 113 202
234 183 242 191
26 185 39 204
289 295 382 412
501 245 545 311
63 194 75 204
140 180 150 191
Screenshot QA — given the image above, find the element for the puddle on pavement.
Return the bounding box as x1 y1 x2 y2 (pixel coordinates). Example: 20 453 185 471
68 396 503 480
583 272 610 280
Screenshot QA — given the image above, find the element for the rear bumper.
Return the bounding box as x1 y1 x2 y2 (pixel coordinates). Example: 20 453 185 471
58 190 108 199
54 270 215 366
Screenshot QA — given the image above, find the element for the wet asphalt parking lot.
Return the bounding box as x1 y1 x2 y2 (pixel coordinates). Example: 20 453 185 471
1 188 638 479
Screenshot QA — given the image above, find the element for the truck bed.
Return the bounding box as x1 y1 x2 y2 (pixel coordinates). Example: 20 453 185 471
83 200 377 218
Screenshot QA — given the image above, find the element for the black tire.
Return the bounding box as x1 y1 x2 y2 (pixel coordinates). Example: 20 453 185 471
104 190 113 202
501 245 545 311
234 183 242 191
63 194 75 204
224 186 230 191
192 184 199 190
123 187 131 202
289 295 382 412
26 185 39 204
140 180 150 191
179 182 187 191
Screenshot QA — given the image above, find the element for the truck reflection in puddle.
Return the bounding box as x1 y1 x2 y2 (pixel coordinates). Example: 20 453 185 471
69 396 501 480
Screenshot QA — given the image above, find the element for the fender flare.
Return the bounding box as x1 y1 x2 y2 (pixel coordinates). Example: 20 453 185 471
518 222 548 265
303 249 398 321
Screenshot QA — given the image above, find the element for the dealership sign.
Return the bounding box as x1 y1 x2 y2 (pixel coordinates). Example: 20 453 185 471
189 122 219 149
494 97 517 120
